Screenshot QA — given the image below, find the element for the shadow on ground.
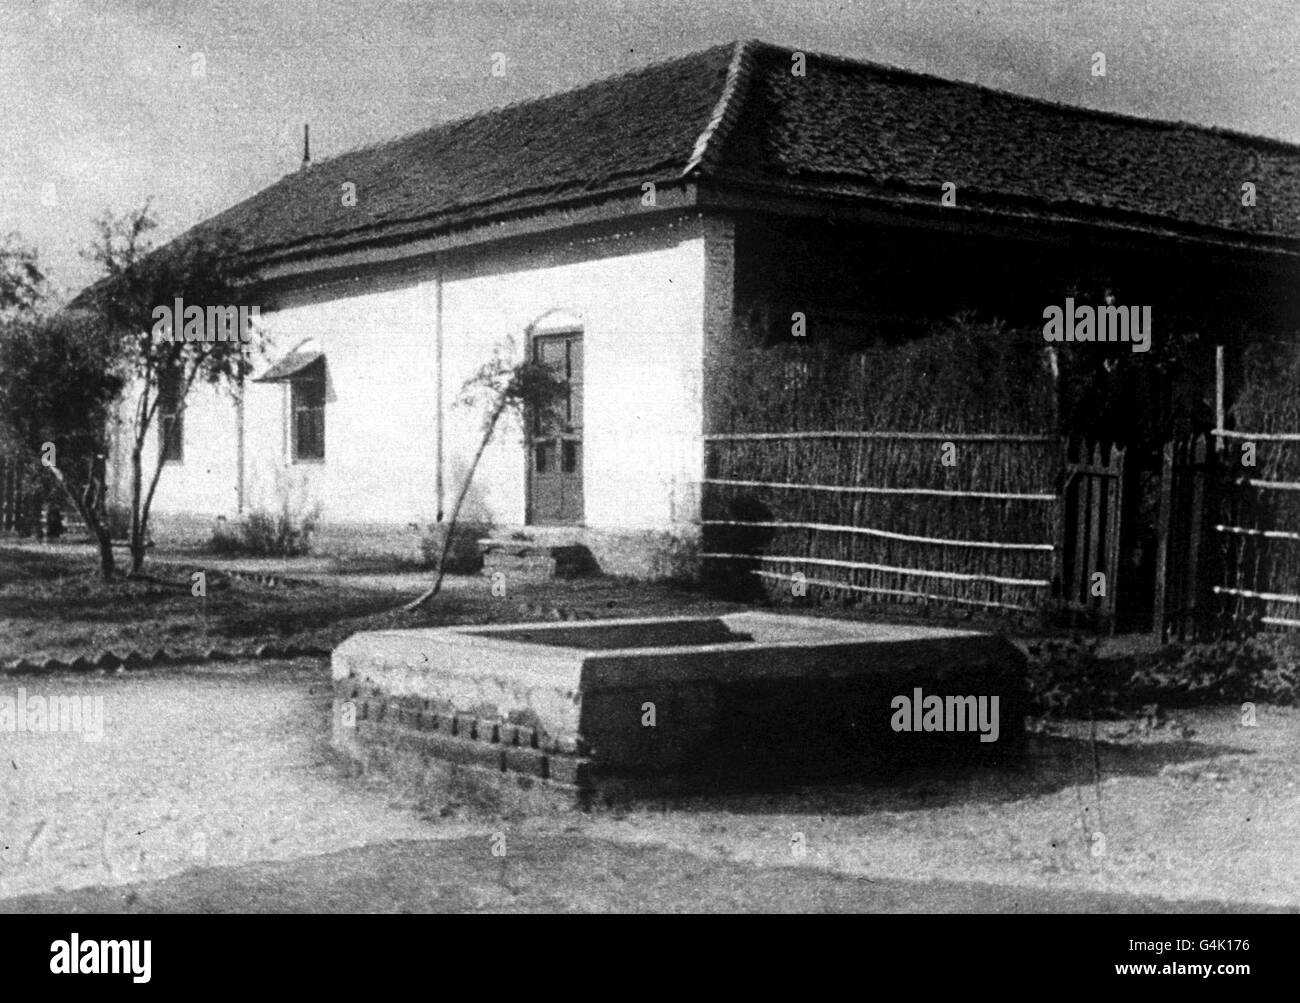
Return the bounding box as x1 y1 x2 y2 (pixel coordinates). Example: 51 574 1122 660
1 836 1288 914
577 730 1256 816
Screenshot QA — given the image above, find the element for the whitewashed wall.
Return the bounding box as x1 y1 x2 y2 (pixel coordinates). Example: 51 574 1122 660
240 277 442 526
121 218 708 560
106 370 243 521
440 223 706 533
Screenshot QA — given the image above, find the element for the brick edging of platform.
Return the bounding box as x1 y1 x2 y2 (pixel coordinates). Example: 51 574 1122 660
339 682 592 789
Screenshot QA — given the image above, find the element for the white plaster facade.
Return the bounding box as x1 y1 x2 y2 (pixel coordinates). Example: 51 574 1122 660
110 215 714 575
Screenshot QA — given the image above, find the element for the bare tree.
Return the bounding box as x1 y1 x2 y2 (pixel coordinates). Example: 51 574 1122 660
83 204 254 574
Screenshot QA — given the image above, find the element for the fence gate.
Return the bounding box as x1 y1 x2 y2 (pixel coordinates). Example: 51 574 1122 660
1153 434 1216 641
1058 439 1124 630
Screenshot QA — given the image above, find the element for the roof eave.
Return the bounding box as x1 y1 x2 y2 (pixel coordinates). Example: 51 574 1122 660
695 176 1300 261
245 181 704 287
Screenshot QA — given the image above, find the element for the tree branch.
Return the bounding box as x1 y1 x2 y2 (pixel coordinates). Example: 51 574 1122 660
402 398 509 612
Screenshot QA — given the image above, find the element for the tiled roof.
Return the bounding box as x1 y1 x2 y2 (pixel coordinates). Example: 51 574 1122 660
189 39 1300 265
714 43 1300 246
193 43 739 264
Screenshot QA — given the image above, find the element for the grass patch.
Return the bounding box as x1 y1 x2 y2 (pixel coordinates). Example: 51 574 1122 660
0 545 747 663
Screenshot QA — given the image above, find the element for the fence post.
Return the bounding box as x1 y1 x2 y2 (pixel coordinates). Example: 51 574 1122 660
1215 345 1225 456
1072 441 1089 625
1105 444 1124 634
1051 438 1069 606
1153 440 1175 640
1184 435 1207 640
1086 443 1105 627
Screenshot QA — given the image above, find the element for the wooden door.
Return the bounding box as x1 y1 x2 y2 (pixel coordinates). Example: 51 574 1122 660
528 331 583 524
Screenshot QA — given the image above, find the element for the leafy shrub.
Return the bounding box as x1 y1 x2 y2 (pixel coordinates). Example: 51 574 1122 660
1026 633 1300 718
207 505 321 558
1128 641 1274 707
207 468 322 558
207 530 244 555
1025 637 1108 718
419 520 489 574
242 507 318 557
1254 633 1300 698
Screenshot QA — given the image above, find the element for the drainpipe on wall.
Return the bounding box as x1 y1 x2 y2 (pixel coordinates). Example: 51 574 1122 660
435 262 444 522
235 379 245 513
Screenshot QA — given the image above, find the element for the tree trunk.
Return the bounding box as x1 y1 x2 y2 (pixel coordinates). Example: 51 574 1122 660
129 444 146 574
134 439 169 576
96 528 117 581
47 465 117 581
403 403 506 612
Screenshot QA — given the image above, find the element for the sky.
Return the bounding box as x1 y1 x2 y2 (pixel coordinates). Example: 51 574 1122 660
2 0 1297 300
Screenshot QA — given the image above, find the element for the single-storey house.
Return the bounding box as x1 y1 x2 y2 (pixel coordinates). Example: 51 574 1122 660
110 39 1300 577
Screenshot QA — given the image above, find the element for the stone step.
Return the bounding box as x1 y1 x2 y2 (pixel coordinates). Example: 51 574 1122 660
479 540 598 580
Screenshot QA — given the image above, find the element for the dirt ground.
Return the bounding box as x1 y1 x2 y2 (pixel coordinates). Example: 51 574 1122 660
567 707 1300 908
2 663 1296 912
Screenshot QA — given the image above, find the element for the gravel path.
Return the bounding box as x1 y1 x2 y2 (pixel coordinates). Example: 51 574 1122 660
3 664 1297 911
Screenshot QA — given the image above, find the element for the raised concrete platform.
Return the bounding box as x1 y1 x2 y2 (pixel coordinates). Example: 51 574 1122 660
331 612 1028 798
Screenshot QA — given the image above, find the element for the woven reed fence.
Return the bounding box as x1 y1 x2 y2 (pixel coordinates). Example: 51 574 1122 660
703 324 1062 614
702 432 1060 612
1211 344 1300 632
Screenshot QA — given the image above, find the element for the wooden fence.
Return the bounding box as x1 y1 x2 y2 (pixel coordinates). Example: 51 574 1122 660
701 431 1066 616
1147 434 1300 640
1165 345 1300 636
0 456 30 533
1208 428 1300 634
